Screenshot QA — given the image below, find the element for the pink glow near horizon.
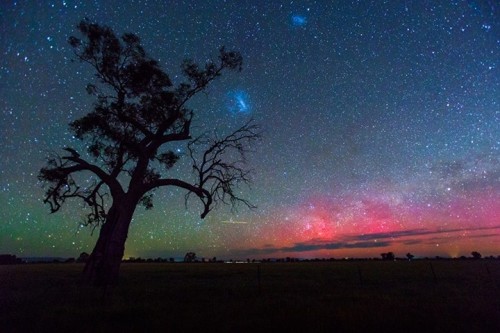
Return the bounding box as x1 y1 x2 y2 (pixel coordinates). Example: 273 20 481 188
223 186 500 259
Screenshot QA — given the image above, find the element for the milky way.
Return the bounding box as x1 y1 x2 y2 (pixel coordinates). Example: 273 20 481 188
1 1 499 260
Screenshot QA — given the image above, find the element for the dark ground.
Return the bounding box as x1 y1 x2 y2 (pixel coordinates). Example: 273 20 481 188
1 260 499 332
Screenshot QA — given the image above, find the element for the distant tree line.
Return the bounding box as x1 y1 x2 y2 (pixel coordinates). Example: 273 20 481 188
1 251 497 265
0 254 24 265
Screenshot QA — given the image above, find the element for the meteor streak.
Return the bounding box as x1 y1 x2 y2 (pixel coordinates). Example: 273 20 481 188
221 220 248 224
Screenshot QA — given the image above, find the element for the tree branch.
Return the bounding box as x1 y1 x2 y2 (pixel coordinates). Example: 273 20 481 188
187 119 261 214
143 178 212 218
39 148 125 225
62 148 124 197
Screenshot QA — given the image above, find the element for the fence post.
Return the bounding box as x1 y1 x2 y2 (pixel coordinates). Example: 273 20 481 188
257 264 262 294
429 262 437 283
357 265 363 285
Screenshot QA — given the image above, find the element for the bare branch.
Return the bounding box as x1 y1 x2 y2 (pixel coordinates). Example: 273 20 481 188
144 178 212 218
188 119 261 215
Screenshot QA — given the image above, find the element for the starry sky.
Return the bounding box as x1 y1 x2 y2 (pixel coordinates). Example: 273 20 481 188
1 1 499 260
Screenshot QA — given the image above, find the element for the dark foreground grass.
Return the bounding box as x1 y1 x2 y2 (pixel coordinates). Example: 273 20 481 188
1 260 499 332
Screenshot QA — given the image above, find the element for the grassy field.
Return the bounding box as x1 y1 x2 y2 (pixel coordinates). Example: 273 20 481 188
1 260 499 332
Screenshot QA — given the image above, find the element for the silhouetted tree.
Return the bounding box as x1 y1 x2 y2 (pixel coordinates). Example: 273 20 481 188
184 252 196 262
77 252 90 263
38 20 260 286
0 254 22 265
406 252 414 261
381 252 395 261
471 251 482 259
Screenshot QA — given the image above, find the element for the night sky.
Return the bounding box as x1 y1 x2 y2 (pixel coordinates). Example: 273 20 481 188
1 1 499 260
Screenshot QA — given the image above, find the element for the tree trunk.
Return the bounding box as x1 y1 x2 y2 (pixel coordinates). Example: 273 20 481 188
83 198 136 286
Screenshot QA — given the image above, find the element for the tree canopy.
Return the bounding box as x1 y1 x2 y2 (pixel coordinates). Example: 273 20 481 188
39 20 259 228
